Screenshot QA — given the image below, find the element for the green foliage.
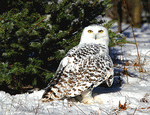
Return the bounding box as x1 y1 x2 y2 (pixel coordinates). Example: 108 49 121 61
0 62 12 85
0 0 124 90
104 20 127 47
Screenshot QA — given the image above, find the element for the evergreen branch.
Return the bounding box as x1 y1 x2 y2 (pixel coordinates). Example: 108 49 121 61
37 67 51 73
104 20 116 28
47 57 55 61
115 41 135 45
70 37 80 44
54 27 73 40
67 28 73 34
28 17 47 34
92 0 98 7
68 1 81 14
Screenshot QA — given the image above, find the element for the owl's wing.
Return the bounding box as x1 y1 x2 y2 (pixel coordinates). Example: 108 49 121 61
45 45 79 89
42 46 79 99
42 56 71 99
105 54 114 87
46 60 66 88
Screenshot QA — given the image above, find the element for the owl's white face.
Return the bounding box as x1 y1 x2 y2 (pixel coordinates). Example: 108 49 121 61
79 25 109 47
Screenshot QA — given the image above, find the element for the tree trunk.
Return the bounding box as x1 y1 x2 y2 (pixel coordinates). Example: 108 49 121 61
125 0 143 28
117 0 122 32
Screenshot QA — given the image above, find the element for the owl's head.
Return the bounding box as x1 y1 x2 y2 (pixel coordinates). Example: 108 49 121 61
79 25 109 47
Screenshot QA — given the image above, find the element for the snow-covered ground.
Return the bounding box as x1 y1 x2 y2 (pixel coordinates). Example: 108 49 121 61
0 18 150 115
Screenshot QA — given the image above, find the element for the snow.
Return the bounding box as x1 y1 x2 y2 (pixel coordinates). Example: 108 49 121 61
1 18 150 115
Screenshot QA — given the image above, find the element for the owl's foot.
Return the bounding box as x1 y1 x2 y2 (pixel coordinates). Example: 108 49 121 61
94 96 103 104
81 89 103 104
82 96 103 104
82 97 95 104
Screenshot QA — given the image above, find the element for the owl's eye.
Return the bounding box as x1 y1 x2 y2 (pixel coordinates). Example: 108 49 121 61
98 30 103 33
88 30 93 33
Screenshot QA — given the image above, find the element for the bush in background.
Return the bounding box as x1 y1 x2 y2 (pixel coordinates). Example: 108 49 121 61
0 0 125 92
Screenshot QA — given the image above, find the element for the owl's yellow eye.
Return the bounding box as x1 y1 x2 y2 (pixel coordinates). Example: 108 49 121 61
98 30 103 33
88 30 93 33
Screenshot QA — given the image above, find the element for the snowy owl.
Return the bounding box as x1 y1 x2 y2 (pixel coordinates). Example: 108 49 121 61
41 24 114 104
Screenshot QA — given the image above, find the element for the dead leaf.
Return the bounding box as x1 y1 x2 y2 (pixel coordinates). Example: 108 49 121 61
119 101 127 110
125 61 129 66
134 62 139 66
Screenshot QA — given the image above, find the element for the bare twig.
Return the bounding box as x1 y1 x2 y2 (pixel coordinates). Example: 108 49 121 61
133 108 137 115
120 25 130 33
71 102 87 115
123 0 142 72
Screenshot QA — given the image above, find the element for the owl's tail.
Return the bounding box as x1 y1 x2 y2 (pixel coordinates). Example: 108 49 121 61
106 75 114 87
41 83 67 102
41 87 54 102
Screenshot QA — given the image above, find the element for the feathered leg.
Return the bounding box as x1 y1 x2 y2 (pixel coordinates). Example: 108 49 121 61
81 89 103 104
81 90 94 104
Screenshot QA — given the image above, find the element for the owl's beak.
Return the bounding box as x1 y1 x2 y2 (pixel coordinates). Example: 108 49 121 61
95 34 98 40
